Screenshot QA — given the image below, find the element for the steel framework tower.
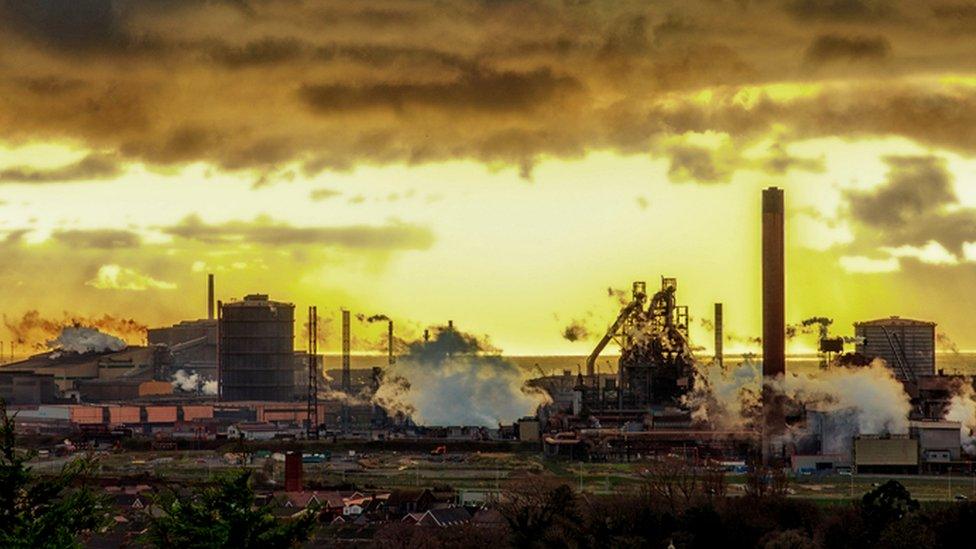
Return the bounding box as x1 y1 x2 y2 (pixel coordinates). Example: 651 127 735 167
306 306 319 439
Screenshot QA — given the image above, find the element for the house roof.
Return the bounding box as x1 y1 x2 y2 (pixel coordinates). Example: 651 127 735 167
471 508 505 525
419 507 471 527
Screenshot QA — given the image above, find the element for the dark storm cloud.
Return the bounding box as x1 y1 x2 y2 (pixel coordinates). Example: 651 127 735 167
666 145 730 184
206 37 306 67
0 0 973 184
0 0 124 51
784 0 896 21
163 215 435 250
804 34 891 65
0 153 122 183
300 67 581 114
843 156 976 256
52 229 142 249
848 156 955 228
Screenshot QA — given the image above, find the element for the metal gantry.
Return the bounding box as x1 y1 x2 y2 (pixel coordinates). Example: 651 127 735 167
306 305 319 439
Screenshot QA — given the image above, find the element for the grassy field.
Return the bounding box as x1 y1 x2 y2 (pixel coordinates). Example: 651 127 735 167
29 449 976 502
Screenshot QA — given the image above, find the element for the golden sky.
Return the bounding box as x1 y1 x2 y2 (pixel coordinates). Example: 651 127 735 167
2 1 976 355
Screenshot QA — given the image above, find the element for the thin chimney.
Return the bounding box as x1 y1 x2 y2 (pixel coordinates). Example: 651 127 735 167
714 303 723 368
762 187 786 463
207 273 215 320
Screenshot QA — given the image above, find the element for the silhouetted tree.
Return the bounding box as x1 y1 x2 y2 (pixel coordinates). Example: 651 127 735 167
0 401 111 548
146 469 316 548
860 479 919 537
498 478 581 547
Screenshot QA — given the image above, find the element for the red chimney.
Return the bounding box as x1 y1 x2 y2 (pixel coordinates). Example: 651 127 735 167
285 452 303 492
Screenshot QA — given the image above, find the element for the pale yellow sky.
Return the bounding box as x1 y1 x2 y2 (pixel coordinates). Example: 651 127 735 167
3 1 976 356
3 128 975 356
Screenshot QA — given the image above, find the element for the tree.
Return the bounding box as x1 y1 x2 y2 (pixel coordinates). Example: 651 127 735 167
145 469 317 548
643 456 701 513
498 478 582 547
0 400 111 548
859 480 919 538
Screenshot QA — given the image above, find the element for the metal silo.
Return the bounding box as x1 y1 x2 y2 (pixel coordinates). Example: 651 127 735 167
219 294 296 401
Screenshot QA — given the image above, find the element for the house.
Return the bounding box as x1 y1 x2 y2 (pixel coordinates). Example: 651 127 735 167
342 495 372 516
385 488 436 517
471 508 505 528
414 507 472 527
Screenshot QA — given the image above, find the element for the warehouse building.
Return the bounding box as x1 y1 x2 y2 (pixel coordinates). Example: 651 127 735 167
909 420 962 465
853 435 919 474
854 317 936 382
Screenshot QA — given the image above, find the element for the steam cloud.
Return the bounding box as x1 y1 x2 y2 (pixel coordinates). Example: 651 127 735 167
373 326 550 426
47 326 126 355
946 384 976 455
686 357 912 453
171 369 218 395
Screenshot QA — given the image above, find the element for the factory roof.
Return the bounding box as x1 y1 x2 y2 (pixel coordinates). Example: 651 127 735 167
909 420 962 430
223 294 293 307
854 316 935 327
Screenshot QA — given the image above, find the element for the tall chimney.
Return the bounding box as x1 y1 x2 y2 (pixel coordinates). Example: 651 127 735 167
762 187 786 462
388 320 395 366
714 303 723 368
207 274 215 320
341 310 351 393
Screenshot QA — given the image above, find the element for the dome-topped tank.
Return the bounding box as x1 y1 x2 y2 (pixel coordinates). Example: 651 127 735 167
219 294 296 401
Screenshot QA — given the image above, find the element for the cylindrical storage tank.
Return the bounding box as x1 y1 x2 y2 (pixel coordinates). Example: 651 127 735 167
219 294 296 401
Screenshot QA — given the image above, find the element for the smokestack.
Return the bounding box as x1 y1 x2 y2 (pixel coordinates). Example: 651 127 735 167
341 310 351 431
341 310 351 392
388 320 395 366
207 274 215 320
762 187 786 462
714 303 723 368
216 300 223 401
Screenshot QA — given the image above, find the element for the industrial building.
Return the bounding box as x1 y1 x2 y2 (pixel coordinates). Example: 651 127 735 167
853 435 919 474
854 317 936 381
910 420 963 464
0 371 59 405
148 319 217 378
218 294 300 402
1 344 170 401
578 277 697 419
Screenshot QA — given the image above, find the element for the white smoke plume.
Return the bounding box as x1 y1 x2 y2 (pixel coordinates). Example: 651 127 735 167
683 356 762 429
373 326 550 426
686 357 912 452
945 384 976 455
171 369 218 395
775 360 912 436
47 326 126 355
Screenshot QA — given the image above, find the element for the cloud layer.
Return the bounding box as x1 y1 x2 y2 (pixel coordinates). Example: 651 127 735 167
0 0 973 181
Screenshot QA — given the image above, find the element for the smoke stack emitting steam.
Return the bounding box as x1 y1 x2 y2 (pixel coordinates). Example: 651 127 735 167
762 186 786 463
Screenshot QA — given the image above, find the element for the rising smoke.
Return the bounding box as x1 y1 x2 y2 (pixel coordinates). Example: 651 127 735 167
561 320 590 342
4 310 146 350
171 369 218 395
47 326 126 355
373 326 550 427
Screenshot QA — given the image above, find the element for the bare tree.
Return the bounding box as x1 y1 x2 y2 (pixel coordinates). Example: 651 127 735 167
642 456 701 513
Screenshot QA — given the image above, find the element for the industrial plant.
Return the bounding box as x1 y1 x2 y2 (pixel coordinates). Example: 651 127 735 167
0 187 973 482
